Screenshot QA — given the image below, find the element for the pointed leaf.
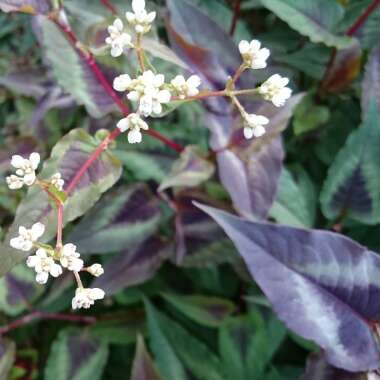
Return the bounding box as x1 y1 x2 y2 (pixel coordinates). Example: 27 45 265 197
196 203 380 371
260 0 353 49
92 237 172 294
321 102 380 224
162 293 235 327
45 329 109 380
0 128 122 277
144 300 188 380
144 301 225 380
362 45 380 114
159 146 214 191
131 335 163 380
68 184 161 254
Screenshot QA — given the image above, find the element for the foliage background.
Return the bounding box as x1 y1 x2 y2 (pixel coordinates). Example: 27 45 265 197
0 0 380 379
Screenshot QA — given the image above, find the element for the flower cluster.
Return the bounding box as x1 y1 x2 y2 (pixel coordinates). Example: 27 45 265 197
235 39 292 139
7 153 105 310
6 153 40 189
105 0 155 57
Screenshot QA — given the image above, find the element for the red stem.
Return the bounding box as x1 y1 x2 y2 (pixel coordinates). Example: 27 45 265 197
346 0 380 36
56 203 63 248
100 0 117 15
66 128 121 194
229 0 242 36
0 311 95 335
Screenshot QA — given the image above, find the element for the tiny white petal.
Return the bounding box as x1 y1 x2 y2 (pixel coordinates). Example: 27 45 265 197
31 223 45 240
29 152 40 170
36 272 49 284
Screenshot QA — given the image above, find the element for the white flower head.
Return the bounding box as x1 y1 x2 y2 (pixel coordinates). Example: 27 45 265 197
105 18 133 57
87 263 104 277
114 70 171 116
243 113 269 139
50 172 64 191
60 243 84 272
117 113 149 144
6 152 40 190
72 287 105 310
171 75 201 99
239 40 270 70
259 74 292 107
27 248 62 284
10 222 45 252
126 0 156 34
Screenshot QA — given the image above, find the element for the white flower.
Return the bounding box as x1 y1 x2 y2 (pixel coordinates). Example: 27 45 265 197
239 40 270 70
243 114 269 139
87 263 104 277
113 74 132 92
6 152 40 189
50 173 64 191
27 248 62 284
117 113 149 144
171 75 201 99
258 74 292 107
105 18 133 57
59 243 84 272
72 287 105 310
10 222 45 252
126 0 156 34
113 70 171 116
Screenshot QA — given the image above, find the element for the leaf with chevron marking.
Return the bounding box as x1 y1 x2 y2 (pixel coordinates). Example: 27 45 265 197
320 102 380 224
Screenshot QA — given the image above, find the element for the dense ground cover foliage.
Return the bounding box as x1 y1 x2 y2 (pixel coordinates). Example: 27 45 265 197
1 0 380 379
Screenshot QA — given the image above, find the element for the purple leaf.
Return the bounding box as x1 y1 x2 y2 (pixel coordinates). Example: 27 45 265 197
0 264 43 315
45 329 108 380
0 0 51 13
92 237 172 294
68 184 161 254
362 45 380 114
131 335 163 380
33 15 116 118
301 353 367 380
210 95 303 219
196 203 380 372
158 146 215 191
174 190 236 266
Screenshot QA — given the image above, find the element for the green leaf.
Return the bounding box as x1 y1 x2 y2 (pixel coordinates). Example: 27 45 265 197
144 301 225 380
159 146 215 191
162 293 235 328
0 338 16 380
260 0 353 49
68 184 161 254
37 16 114 118
144 300 188 380
293 93 330 135
0 128 122 277
44 329 109 380
320 102 380 224
130 335 163 380
269 168 315 227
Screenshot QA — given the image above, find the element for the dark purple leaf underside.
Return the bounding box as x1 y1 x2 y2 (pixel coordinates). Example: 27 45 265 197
362 45 380 114
92 237 172 294
196 203 380 371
